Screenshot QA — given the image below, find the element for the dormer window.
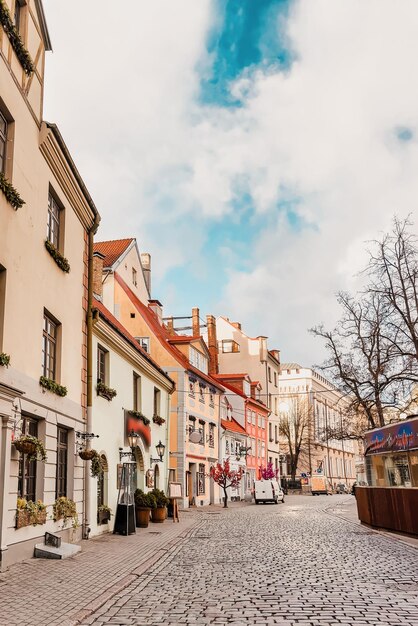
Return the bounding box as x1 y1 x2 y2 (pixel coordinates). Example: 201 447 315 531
243 381 251 396
189 346 208 374
219 339 240 353
136 337 150 353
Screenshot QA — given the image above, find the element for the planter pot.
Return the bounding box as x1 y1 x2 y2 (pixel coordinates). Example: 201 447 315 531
151 507 166 523
135 507 151 528
16 509 47 529
13 440 37 456
97 509 111 525
79 449 96 461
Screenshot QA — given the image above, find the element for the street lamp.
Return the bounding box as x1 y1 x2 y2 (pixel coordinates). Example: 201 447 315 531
151 440 166 463
119 430 139 462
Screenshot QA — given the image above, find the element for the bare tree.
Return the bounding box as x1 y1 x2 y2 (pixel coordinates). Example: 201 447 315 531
279 395 313 481
368 216 418 378
311 290 404 429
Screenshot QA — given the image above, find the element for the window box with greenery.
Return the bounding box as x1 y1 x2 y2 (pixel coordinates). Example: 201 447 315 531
96 381 117 401
39 376 67 397
53 496 78 528
13 435 47 462
16 498 47 529
152 415 166 426
0 171 25 210
128 410 150 426
44 239 70 273
0 352 10 367
0 0 34 75
97 504 112 525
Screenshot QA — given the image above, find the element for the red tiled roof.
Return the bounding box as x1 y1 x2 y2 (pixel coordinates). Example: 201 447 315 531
114 273 225 391
221 418 246 435
215 375 269 413
213 373 248 380
168 336 202 343
92 297 175 388
94 238 134 268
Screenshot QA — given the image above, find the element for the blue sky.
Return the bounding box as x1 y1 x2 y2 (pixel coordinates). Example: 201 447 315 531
43 0 418 364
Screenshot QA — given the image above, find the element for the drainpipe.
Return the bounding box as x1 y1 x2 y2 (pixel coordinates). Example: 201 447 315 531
83 215 100 540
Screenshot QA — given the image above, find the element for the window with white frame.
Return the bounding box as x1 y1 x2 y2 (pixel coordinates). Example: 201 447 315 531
136 337 150 353
189 346 208 373
243 380 251 396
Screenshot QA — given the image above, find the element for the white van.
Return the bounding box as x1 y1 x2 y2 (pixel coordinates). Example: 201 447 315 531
254 480 285 504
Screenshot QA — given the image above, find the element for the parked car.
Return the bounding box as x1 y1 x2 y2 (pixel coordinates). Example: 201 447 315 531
335 483 349 494
254 480 285 504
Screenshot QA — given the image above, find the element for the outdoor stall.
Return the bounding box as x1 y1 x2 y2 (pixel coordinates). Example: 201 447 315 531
355 417 418 536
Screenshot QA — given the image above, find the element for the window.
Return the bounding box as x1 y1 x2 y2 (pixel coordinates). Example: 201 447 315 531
199 384 205 404
18 417 38 502
225 438 230 454
209 391 215 406
268 367 272 383
47 190 62 249
133 372 141 411
97 345 108 384
188 380 195 397
153 387 161 417
197 464 205 495
275 425 278 443
269 423 273 442
42 311 58 380
219 339 240 353
243 380 251 397
209 424 215 448
189 346 208 374
252 411 256 426
0 111 7 174
132 267 137 286
247 410 251 423
56 427 68 498
199 420 205 444
274 372 277 387
136 337 150 353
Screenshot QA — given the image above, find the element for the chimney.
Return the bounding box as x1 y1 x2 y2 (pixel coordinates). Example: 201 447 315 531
206 314 218 375
258 336 268 363
192 307 200 336
92 251 105 298
141 253 151 296
231 322 241 330
148 299 163 325
165 317 175 335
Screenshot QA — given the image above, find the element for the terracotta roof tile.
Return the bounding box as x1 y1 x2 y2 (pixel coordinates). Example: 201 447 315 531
114 273 225 391
92 297 174 388
221 418 247 435
94 238 134 268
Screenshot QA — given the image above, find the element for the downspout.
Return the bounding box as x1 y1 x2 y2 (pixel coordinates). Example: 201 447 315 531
83 215 100 540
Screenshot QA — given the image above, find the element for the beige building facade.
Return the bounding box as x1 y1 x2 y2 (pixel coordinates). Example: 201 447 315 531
0 1 100 568
214 317 282 477
279 364 358 488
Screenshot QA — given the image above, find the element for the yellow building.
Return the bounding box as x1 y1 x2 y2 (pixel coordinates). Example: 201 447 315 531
0 1 100 568
94 239 224 507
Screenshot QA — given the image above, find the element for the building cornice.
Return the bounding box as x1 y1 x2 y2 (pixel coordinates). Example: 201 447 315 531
39 122 99 230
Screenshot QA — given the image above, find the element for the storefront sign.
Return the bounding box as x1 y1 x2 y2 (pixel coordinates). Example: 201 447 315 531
364 417 418 455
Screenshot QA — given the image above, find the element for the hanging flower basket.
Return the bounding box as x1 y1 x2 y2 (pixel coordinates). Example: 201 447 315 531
79 449 96 461
14 439 37 456
13 435 47 461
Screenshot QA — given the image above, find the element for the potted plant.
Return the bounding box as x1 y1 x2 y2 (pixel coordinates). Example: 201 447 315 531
79 448 97 461
134 489 156 528
97 504 112 525
150 488 169 523
90 452 104 478
53 496 78 528
13 435 47 462
16 498 47 529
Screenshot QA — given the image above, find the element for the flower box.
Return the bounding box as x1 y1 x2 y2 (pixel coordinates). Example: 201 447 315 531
16 507 47 529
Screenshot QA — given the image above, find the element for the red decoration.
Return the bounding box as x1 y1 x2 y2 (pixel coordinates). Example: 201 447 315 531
126 416 151 447
259 461 277 480
210 458 244 508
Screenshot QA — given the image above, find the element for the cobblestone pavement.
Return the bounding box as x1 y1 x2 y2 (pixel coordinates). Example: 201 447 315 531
81 496 418 626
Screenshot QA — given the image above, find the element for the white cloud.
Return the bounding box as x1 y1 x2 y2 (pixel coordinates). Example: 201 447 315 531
43 0 418 367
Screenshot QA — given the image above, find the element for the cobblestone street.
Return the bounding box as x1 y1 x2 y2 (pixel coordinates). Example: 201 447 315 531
1 496 418 626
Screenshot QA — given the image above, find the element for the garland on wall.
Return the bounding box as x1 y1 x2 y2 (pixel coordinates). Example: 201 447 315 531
0 172 25 210
44 240 71 273
0 0 35 75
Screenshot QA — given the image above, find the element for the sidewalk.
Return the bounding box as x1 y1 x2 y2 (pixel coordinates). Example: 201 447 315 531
0 513 201 626
325 496 418 549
